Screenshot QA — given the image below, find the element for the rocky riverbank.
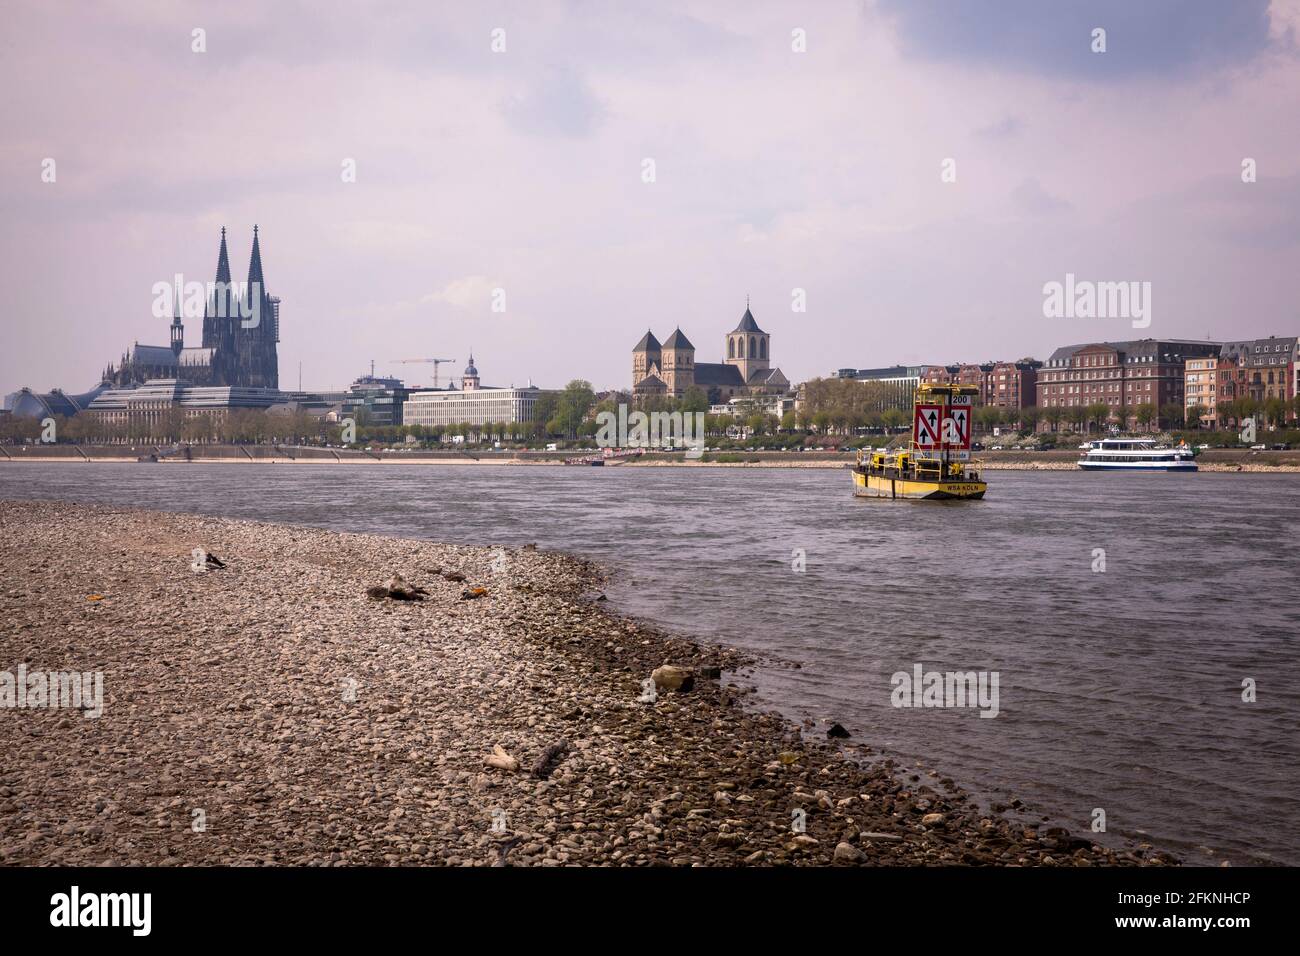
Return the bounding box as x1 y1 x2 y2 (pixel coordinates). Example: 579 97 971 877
0 500 1175 867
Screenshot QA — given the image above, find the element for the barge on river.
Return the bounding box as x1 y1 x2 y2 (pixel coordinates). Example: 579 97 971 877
849 384 987 500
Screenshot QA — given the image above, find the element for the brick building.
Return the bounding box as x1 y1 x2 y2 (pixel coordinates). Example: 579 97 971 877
1038 339 1221 430
1219 336 1298 418
923 360 1040 419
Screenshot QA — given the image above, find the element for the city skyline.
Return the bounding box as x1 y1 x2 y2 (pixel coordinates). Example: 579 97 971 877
3 1 1300 395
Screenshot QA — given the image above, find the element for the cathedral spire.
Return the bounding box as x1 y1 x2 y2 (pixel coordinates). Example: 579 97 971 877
247 224 264 288
215 226 231 285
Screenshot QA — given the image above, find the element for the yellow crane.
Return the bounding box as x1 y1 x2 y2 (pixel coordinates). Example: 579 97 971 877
391 357 457 388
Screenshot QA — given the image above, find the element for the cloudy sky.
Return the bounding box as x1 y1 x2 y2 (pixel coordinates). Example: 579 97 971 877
2 0 1298 395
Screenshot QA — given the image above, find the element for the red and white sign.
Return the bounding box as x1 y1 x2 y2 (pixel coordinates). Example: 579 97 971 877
914 404 943 448
943 406 972 448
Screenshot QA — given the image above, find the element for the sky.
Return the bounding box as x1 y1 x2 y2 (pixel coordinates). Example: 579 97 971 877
2 0 1299 395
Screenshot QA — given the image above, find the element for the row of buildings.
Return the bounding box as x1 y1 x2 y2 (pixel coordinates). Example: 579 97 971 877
4 226 1297 437
833 336 1300 430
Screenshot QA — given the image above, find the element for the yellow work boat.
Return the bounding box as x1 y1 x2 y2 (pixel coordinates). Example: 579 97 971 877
849 384 987 500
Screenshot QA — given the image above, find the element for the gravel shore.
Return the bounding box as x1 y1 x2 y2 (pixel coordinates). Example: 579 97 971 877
0 500 1174 867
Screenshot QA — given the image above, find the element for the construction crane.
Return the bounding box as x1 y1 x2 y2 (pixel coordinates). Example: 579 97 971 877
391 357 457 388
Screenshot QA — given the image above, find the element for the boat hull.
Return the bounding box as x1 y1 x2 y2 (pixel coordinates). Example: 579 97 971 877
851 469 986 500
1077 461 1197 472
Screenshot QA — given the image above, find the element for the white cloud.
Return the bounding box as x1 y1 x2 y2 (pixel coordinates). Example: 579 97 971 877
421 276 498 310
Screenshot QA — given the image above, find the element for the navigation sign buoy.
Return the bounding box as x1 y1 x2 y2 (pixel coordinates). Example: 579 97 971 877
944 406 971 448
914 404 943 448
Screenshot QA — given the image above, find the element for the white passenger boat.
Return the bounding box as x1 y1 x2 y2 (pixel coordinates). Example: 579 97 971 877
1077 438 1197 472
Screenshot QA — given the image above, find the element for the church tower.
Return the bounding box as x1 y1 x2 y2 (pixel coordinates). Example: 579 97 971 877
462 353 481 391
241 224 279 389
660 328 695 397
725 300 770 384
632 330 661 388
201 227 233 350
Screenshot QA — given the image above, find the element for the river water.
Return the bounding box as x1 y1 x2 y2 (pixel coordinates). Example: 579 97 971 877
3 462 1296 865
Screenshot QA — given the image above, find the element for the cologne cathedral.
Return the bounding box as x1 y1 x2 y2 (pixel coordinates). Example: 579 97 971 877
104 226 281 389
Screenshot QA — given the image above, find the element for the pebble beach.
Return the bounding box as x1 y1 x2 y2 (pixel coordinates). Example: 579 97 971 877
0 500 1176 867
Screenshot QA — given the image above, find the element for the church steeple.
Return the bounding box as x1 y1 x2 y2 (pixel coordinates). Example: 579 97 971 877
204 227 234 346
215 226 231 285
171 295 184 356
247 224 264 288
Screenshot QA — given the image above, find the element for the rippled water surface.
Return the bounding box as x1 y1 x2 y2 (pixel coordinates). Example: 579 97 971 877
4 462 1297 865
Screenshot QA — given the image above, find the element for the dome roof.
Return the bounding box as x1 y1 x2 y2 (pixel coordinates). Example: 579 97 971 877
6 382 108 418
463 353 479 376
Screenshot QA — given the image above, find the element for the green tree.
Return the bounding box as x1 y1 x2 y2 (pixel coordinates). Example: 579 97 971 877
1066 406 1087 433
1263 397 1286 429
531 392 561 439
680 386 708 414
1086 402 1110 435
1135 403 1156 432
1043 406 1064 433
552 380 595 439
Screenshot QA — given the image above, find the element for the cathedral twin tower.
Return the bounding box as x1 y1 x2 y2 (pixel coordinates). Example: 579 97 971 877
106 226 281 390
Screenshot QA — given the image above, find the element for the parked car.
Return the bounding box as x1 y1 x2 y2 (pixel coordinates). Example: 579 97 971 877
990 445 1004 451
1250 444 1267 450
1271 443 1291 450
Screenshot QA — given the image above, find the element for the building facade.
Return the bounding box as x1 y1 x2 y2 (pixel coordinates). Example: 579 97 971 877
402 355 554 428
341 374 411 427
1219 336 1298 412
922 360 1040 415
1038 339 1221 428
1184 356 1220 427
84 378 290 437
632 303 790 404
831 365 927 411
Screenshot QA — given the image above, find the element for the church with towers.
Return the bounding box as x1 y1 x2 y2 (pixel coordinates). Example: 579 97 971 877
631 301 789 405
103 226 281 390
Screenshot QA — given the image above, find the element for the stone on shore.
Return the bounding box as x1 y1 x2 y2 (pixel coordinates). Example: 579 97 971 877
651 665 694 693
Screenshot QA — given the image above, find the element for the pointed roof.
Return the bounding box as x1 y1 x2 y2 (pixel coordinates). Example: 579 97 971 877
731 302 764 334
464 352 478 376
633 330 661 352
247 224 264 287
214 227 232 284
662 327 694 351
